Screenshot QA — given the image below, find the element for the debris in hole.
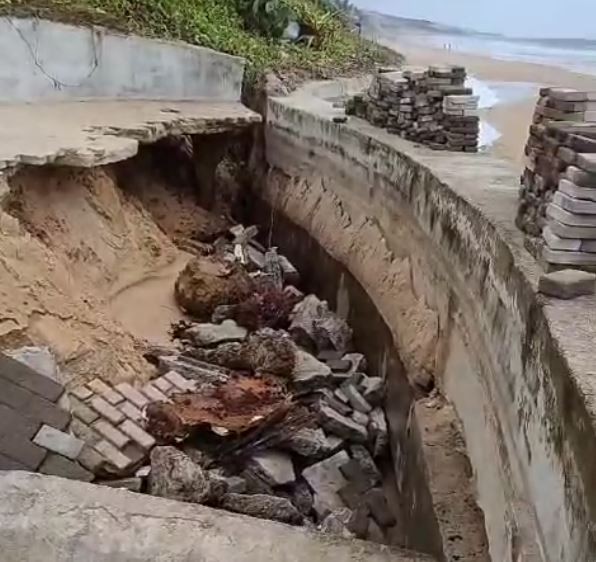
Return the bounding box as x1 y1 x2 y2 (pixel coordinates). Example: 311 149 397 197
52 219 395 546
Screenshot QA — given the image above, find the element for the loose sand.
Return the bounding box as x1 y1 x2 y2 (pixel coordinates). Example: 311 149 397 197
382 40 596 169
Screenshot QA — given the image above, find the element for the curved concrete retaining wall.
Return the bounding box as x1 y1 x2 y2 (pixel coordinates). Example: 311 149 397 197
262 80 596 562
0 17 245 101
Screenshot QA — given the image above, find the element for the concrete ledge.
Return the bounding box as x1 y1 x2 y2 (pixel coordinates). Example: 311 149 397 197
0 17 245 102
0 100 261 169
0 471 433 562
264 81 596 561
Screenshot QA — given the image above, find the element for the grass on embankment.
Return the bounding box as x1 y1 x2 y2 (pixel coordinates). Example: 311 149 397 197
0 0 401 83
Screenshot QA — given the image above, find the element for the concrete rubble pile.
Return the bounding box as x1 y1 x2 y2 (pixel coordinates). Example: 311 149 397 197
517 87 596 268
31 224 395 545
346 65 479 152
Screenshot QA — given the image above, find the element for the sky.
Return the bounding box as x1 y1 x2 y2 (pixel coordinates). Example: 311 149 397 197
354 0 596 39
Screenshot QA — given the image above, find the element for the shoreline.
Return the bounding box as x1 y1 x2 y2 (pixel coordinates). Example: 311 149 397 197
382 40 596 169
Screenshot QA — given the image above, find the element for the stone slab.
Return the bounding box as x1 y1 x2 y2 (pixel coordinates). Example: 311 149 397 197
543 227 581 252
553 191 596 215
577 153 596 173
558 179 596 202
0 354 64 402
565 166 596 188
0 472 434 561
538 269 596 299
33 425 84 460
547 203 596 227
0 453 28 471
0 430 47 470
547 217 596 240
543 247 596 266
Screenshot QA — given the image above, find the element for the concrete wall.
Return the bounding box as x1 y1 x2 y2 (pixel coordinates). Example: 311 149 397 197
262 80 596 562
0 17 245 102
0 472 434 562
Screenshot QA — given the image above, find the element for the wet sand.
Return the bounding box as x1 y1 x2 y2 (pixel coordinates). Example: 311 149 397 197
382 41 596 169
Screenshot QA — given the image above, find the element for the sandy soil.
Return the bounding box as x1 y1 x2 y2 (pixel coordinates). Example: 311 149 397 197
384 41 596 169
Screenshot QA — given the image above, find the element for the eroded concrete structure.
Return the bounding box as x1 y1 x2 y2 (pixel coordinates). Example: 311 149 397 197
262 78 596 562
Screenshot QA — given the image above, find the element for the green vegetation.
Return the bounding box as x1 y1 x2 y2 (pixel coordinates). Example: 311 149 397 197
0 0 399 82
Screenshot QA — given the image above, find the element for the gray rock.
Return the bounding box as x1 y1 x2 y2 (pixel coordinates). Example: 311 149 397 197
221 493 303 525
289 295 352 353
538 269 596 299
319 389 353 416
186 320 247 346
350 444 381 487
211 304 237 323
292 479 314 516
281 427 343 459
241 466 275 495
292 350 332 391
326 359 351 373
343 384 373 413
319 508 354 538
150 446 219 505
367 517 386 543
224 475 248 494
365 488 396 527
249 450 296 486
369 408 389 457
359 376 384 406
334 388 350 403
302 451 350 518
319 404 368 443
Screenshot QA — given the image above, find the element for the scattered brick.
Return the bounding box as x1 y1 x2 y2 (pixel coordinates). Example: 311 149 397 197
94 440 133 472
115 382 150 409
70 396 100 425
33 424 84 460
90 396 125 425
118 401 143 423
71 385 94 401
92 420 130 449
119 419 156 450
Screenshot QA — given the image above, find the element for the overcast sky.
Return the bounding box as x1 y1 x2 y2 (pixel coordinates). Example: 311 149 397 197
354 0 595 39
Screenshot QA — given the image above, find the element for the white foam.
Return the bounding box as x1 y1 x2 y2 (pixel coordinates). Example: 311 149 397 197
466 76 499 109
479 120 501 149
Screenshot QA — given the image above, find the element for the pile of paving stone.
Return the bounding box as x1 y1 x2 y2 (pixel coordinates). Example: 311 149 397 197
517 87 596 239
346 65 479 152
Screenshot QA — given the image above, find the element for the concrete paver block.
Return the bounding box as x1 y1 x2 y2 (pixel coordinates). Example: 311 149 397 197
119 420 155 450
118 401 143 423
538 269 596 299
92 420 131 449
141 383 170 403
115 382 150 409
90 396 125 425
70 396 100 425
0 354 64 402
94 440 134 472
102 388 125 406
87 378 113 396
164 370 196 392
33 425 84 460
70 385 94 401
77 445 107 473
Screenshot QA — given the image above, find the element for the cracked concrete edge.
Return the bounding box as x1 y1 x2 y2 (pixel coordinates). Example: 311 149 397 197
0 471 435 562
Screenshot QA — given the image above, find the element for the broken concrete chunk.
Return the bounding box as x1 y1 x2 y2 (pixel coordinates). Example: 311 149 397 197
352 411 369 427
369 408 389 457
342 353 367 373
278 254 300 286
292 350 332 391
249 450 296 487
289 295 352 353
292 479 314 516
302 450 350 519
157 355 228 385
334 388 350 403
538 269 596 299
327 359 352 373
319 388 353 417
185 320 247 347
359 376 384 406
149 446 218 505
281 427 334 459
221 493 303 525
319 508 354 538
350 444 381 487
365 488 396 527
7 346 61 381
319 404 368 443
247 246 266 270
343 384 373 413
317 350 344 362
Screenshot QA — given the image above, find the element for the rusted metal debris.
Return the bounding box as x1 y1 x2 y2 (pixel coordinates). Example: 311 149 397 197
146 374 290 442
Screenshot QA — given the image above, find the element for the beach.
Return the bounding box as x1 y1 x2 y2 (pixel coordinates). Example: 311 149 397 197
377 38 596 168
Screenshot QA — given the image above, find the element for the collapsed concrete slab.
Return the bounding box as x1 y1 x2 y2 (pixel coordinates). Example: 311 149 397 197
0 472 434 562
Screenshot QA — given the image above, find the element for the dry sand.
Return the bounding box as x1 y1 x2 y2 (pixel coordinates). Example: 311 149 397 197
383 41 596 169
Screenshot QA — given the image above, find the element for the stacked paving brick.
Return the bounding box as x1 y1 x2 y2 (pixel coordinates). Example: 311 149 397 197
346 65 479 152
517 88 596 238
